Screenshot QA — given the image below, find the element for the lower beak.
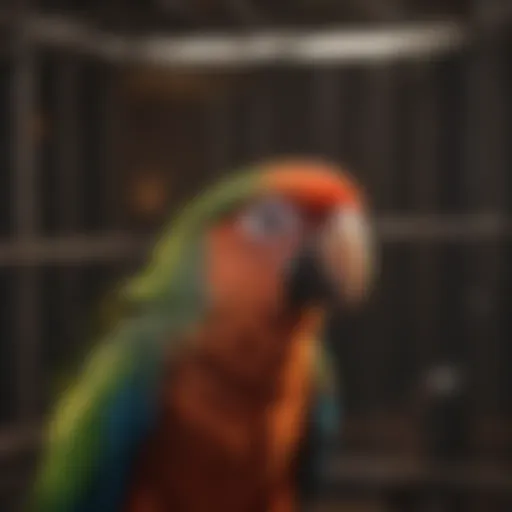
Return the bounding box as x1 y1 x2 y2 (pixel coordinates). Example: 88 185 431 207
285 209 374 310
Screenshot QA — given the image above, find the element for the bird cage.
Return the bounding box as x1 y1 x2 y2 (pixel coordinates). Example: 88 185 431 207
0 4 511 511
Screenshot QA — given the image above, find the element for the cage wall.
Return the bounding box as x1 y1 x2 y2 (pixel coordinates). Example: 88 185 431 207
0 12 511 511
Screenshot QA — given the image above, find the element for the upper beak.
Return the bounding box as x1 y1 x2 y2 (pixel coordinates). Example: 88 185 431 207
320 208 375 306
285 208 375 310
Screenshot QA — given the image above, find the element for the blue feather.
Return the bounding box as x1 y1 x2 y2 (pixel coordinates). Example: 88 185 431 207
76 340 164 512
297 340 342 506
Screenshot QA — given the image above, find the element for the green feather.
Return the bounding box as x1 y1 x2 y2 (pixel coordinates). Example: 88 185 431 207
30 168 265 511
125 168 262 306
33 328 137 508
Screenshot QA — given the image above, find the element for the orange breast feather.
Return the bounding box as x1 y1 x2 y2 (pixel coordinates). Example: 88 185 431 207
266 308 324 484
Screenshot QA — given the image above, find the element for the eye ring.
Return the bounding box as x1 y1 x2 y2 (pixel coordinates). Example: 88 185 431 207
238 197 302 240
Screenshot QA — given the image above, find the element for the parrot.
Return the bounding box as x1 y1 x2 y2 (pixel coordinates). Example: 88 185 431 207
29 158 375 512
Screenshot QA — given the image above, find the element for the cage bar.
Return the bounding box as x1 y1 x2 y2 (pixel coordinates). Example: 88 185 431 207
464 0 508 442
0 3 511 510
0 215 505 266
359 64 396 211
311 67 344 161
410 61 440 405
55 56 82 232
10 6 41 422
9 15 469 66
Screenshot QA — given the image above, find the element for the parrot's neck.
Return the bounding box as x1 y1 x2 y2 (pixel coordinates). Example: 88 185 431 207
125 307 324 512
182 305 324 403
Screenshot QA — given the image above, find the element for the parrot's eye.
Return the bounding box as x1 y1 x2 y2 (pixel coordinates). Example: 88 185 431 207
238 198 302 240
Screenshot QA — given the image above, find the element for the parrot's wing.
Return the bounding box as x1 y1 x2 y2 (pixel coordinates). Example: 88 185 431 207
30 318 171 512
296 337 341 505
31 232 205 512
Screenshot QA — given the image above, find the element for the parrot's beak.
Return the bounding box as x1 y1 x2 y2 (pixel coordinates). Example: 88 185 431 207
285 208 374 310
319 208 375 306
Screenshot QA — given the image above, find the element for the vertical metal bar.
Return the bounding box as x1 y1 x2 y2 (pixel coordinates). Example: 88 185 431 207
409 61 442 473
10 8 40 422
311 67 344 162
11 40 36 234
246 70 273 161
208 79 233 175
360 64 396 211
56 57 81 232
465 1 507 451
410 61 438 366
55 55 82 359
102 65 123 229
357 64 396 411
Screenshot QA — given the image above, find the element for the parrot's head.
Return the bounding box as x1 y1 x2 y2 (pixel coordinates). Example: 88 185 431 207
202 159 375 322
127 158 375 333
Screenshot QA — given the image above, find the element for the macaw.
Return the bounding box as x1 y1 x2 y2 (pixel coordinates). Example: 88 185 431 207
30 158 375 512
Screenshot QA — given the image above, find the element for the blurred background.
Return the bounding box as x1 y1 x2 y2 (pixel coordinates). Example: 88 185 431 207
0 0 512 511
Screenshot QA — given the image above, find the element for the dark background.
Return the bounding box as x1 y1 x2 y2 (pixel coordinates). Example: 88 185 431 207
1 1 512 510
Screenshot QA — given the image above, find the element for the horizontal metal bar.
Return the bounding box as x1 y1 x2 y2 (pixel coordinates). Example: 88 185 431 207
0 425 41 460
377 213 510 240
324 455 512 493
0 215 506 266
0 233 150 266
2 433 512 496
15 15 467 66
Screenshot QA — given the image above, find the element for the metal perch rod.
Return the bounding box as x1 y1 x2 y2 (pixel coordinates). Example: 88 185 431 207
13 15 467 66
